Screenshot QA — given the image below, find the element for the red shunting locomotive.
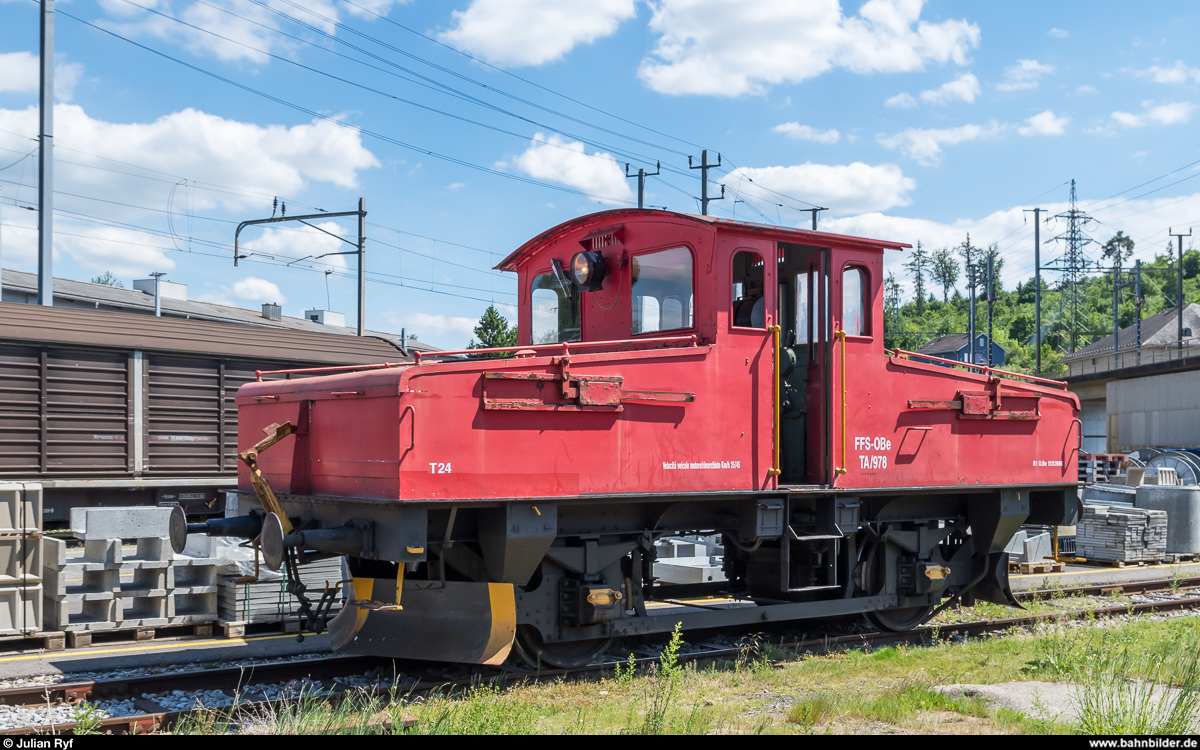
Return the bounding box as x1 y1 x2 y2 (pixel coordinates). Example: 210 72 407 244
202 209 1080 667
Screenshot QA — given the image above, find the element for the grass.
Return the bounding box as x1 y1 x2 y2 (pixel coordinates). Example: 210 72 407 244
165 611 1200 735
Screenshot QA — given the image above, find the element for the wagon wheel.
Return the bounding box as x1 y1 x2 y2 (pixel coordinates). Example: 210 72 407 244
513 625 613 669
857 536 934 633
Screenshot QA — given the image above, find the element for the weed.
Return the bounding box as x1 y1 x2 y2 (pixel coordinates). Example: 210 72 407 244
786 693 837 728
1074 644 1200 735
1170 567 1182 596
613 652 637 687
408 684 540 735
70 702 104 735
639 622 684 734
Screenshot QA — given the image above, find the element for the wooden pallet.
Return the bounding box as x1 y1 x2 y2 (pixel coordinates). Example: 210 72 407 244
1084 559 1152 568
0 630 66 652
221 617 311 639
1011 560 1066 574
1164 553 1200 564
64 621 214 649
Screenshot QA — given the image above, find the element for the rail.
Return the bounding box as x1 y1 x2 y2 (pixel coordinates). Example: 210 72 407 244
255 362 408 381
411 334 700 364
890 349 1069 389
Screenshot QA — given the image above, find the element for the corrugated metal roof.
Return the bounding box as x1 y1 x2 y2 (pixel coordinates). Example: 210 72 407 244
0 268 440 353
1065 304 1200 360
0 301 410 365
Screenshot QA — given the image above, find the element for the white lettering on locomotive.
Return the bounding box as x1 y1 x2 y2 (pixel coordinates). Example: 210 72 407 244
429 462 453 474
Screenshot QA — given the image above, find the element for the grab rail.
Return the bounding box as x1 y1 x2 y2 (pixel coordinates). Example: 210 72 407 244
890 349 1068 389
412 334 700 363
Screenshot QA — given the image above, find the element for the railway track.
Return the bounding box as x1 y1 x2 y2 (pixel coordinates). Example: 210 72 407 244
4 578 1199 735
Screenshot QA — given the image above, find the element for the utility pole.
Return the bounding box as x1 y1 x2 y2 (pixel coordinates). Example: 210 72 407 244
356 197 366 336
1170 227 1191 354
966 263 978 365
986 255 994 367
234 199 368 335
688 150 724 216
1111 265 1120 368
802 207 828 231
1024 208 1044 373
38 0 54 307
625 162 660 210
1135 259 1143 365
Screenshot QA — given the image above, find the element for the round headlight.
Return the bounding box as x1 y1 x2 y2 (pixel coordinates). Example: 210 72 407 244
570 251 607 291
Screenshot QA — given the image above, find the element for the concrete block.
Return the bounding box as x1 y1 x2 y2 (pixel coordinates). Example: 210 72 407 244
0 535 42 585
654 558 727 584
0 484 40 533
120 593 170 627
44 596 119 631
120 567 171 598
43 565 119 599
170 592 218 623
0 585 41 635
70 507 175 541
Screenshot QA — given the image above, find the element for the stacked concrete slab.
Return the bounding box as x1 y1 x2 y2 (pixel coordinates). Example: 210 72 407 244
43 507 219 635
0 483 43 636
218 556 344 627
1077 505 1168 563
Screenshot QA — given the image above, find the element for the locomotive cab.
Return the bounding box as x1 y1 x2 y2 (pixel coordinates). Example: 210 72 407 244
225 209 1081 667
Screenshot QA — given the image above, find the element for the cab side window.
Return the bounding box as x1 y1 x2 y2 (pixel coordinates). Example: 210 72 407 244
631 246 693 335
531 272 581 344
731 250 766 328
842 266 869 337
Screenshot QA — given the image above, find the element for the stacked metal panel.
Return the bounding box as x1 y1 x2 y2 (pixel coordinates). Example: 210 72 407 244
0 483 43 636
1077 505 1168 563
218 556 344 625
42 507 220 632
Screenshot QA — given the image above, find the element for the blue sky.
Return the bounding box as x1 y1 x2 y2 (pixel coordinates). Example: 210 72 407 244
1 0 1198 349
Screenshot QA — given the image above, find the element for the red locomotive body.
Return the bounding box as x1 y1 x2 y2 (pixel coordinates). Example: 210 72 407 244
223 210 1079 666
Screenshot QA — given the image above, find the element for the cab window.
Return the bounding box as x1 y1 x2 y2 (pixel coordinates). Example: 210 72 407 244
631 246 693 335
843 266 868 337
732 250 766 328
531 271 580 344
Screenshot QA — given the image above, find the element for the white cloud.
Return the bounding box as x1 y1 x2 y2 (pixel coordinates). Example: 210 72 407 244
1100 101 1195 131
0 51 85 101
1018 110 1069 136
232 276 286 304
638 0 980 96
997 59 1054 91
503 133 633 204
771 123 840 144
382 309 490 350
1048 28 1069 39
885 92 918 108
724 162 915 216
877 121 1003 166
1134 61 1200 84
239 222 355 271
919 72 980 105
1076 84 1098 95
446 182 467 190
0 104 378 217
439 0 636 67
96 0 412 63
0 208 175 277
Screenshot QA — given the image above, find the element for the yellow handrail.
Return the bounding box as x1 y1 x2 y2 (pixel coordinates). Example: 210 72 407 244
768 325 782 478
834 329 848 478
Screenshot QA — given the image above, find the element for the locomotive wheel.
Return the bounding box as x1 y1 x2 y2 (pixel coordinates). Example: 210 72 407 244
858 537 934 633
513 625 613 669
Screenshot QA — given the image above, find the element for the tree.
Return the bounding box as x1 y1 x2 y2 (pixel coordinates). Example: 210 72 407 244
91 271 123 288
983 243 1005 294
931 247 959 302
467 305 517 351
1101 231 1135 267
904 241 929 314
956 233 979 275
